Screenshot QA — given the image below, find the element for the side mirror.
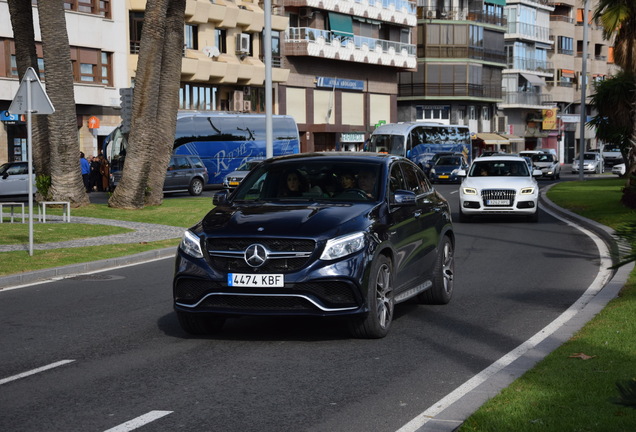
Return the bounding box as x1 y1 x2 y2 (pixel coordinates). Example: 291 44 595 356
391 190 416 206
457 169 467 177
212 190 229 206
532 169 543 178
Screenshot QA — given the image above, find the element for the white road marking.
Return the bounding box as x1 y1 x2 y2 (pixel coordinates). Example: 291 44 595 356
397 204 614 432
103 411 173 432
0 359 75 385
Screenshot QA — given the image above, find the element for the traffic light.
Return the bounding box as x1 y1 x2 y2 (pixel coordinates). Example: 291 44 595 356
119 87 133 133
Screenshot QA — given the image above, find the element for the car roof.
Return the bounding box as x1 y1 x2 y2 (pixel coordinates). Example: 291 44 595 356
473 155 528 162
266 151 402 165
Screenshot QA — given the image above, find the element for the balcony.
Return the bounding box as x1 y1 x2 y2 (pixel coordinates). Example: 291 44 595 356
506 21 552 43
285 27 416 69
421 45 506 65
417 7 507 27
285 0 416 27
507 57 554 74
499 91 553 108
398 83 502 99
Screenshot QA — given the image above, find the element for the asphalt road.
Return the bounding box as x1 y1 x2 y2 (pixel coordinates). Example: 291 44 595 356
0 176 605 432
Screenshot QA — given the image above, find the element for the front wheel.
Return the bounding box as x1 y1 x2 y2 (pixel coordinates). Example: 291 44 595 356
418 236 454 305
188 178 204 196
349 255 394 339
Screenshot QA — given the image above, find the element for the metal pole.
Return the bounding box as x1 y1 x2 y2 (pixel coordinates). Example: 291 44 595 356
264 0 273 158
26 77 34 256
578 0 589 181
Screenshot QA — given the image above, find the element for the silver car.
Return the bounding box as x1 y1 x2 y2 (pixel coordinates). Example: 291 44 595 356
0 162 34 197
222 159 263 191
572 152 604 174
531 152 561 180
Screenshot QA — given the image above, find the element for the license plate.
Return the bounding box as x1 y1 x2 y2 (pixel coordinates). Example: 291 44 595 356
229 181 240 186
487 199 510 206
439 175 449 179
228 273 284 287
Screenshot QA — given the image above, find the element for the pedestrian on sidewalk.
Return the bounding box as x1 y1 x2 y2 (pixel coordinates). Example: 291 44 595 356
80 152 90 193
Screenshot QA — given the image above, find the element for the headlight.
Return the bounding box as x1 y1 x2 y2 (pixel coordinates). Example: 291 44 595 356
520 187 535 195
180 230 203 258
320 232 365 260
430 169 436 175
451 169 458 175
462 187 477 195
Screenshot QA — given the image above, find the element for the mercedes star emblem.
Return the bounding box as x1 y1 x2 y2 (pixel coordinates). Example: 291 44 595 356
245 244 267 268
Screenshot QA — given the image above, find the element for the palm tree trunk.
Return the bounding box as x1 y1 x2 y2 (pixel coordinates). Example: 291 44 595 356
7 0 50 178
108 0 185 209
37 0 88 206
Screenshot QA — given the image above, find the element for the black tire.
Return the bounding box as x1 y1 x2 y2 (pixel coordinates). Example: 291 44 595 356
418 236 454 305
349 255 394 339
458 207 471 223
176 310 225 335
188 178 204 196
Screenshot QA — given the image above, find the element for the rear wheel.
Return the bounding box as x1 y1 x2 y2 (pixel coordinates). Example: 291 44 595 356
418 236 454 304
349 255 394 339
176 310 225 335
189 178 204 196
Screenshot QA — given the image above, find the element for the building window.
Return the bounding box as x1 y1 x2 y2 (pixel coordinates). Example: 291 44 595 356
482 106 490 121
129 12 144 54
215 29 227 54
261 30 281 67
71 47 113 86
468 106 476 120
184 25 198 50
558 36 573 55
180 83 216 111
64 0 111 18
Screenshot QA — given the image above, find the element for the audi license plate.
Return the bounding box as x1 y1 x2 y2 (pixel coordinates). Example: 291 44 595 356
486 199 510 206
228 273 284 287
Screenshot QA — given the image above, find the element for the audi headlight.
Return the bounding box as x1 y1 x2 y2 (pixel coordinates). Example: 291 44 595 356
180 230 204 258
320 232 365 260
520 187 535 195
462 187 477 195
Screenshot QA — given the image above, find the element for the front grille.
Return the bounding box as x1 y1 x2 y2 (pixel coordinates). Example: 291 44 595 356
207 238 316 273
481 189 516 206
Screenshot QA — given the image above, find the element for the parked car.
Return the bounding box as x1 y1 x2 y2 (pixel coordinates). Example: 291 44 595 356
429 155 469 183
173 152 455 339
457 155 542 222
222 159 263 191
110 154 208 196
530 152 561 180
0 161 33 197
612 163 626 176
572 152 604 174
601 144 623 166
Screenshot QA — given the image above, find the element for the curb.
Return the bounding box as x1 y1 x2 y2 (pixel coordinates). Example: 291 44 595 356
0 247 176 290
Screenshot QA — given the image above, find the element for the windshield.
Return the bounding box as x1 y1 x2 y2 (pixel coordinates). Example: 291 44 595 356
583 153 597 160
604 145 621 152
436 156 462 166
469 160 529 177
233 160 383 202
532 154 555 163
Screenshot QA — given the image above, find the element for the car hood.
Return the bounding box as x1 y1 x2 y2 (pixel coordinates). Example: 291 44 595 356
198 202 377 239
433 164 461 172
533 161 555 168
462 176 536 189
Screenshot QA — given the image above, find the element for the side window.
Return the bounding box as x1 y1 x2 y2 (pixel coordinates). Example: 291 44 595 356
190 157 205 169
167 159 177 171
176 157 191 170
415 169 432 193
389 164 407 195
401 163 422 194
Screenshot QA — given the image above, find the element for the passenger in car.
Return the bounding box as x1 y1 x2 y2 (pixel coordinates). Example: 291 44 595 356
280 169 307 197
358 169 377 198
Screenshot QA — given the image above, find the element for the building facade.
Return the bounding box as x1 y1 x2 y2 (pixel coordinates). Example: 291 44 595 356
280 0 418 152
397 0 509 157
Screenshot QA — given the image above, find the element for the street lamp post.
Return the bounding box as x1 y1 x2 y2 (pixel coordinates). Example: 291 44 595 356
578 0 589 181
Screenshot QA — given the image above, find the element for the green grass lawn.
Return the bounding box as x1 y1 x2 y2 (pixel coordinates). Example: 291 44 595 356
0 197 212 276
460 178 636 431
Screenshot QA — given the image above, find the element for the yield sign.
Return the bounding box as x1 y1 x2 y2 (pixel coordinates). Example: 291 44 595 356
8 67 55 115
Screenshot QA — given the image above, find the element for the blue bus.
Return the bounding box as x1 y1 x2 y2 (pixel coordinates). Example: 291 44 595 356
367 122 472 172
104 111 300 185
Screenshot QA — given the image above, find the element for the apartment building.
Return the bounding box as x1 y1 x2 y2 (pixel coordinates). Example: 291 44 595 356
397 0 509 157
0 0 128 163
545 0 619 163
280 0 417 152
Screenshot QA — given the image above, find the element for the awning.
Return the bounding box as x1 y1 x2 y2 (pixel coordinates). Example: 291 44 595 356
328 12 353 39
487 0 506 6
561 69 576 78
473 133 510 145
521 73 546 86
498 134 524 143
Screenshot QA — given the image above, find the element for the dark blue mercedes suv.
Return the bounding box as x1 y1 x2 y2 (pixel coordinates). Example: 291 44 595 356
173 152 455 338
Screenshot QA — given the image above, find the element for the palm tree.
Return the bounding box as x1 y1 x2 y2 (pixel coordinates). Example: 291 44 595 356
594 0 636 208
588 71 635 166
108 0 186 209
7 0 50 179
37 0 89 206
